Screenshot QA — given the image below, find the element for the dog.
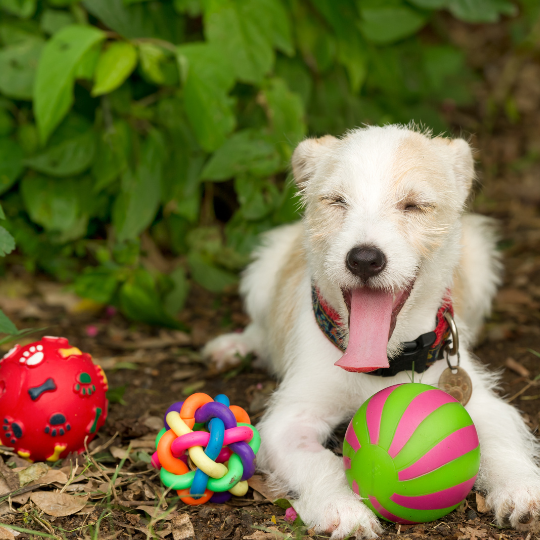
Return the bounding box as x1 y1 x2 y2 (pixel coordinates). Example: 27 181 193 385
203 125 540 538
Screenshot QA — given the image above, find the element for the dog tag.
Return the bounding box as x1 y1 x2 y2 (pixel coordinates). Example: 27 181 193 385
438 366 473 406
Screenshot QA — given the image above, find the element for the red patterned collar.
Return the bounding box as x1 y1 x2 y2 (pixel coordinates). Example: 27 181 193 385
312 286 453 377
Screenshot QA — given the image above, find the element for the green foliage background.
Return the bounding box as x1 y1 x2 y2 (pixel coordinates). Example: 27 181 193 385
0 0 535 327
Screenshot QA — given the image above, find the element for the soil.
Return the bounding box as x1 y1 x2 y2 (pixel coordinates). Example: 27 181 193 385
0 15 540 540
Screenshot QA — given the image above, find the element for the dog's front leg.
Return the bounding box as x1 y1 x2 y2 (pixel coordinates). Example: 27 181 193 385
257 377 383 539
465 361 540 530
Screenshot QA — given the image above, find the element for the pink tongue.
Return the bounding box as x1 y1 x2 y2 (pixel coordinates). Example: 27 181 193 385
334 288 393 373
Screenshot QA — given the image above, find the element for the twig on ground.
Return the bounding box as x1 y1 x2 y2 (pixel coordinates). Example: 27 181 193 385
90 431 120 456
507 380 539 403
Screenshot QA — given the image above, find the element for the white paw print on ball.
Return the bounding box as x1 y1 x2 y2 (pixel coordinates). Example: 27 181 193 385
19 345 44 366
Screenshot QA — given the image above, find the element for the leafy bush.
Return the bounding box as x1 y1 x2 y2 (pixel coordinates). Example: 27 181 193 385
0 0 524 326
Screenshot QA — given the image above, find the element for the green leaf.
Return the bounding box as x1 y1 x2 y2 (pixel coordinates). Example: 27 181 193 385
310 0 367 91
0 38 44 100
40 8 75 35
422 45 471 103
0 328 46 347
74 42 102 80
74 266 120 304
447 0 517 22
0 19 42 46
187 252 237 293
358 0 429 44
119 269 185 329
0 310 17 335
25 129 96 176
176 43 235 152
0 203 5 219
138 43 178 86
92 41 138 96
225 211 270 256
235 177 276 221
408 0 446 7
273 177 300 225
33 25 106 143
16 123 39 156
295 6 336 73
173 0 201 16
275 57 312 107
0 138 25 194
0 226 15 256
273 498 292 510
20 174 90 235
92 120 131 191
48 0 80 5
262 78 306 160
107 385 126 405
113 130 163 241
0 110 14 138
0 0 36 18
164 266 189 316
201 130 281 181
204 0 275 84
261 0 294 56
82 0 183 43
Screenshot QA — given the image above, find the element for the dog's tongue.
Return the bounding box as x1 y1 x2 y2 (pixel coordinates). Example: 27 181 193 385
334 288 393 373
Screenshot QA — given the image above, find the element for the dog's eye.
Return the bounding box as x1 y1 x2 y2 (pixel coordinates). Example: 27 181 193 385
402 202 435 213
321 195 347 207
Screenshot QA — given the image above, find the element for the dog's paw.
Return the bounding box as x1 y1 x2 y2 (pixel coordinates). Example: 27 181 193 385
293 493 383 539
487 483 540 531
201 333 251 371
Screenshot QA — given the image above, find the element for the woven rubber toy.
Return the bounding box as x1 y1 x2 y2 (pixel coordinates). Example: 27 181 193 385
151 392 260 505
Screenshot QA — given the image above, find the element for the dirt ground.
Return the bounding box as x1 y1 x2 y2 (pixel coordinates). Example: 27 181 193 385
0 16 540 540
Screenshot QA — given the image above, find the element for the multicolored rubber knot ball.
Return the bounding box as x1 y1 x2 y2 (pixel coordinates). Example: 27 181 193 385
343 383 480 524
0 337 108 462
151 392 260 505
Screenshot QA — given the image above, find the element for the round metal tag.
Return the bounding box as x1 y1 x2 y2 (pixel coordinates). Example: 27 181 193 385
438 366 473 406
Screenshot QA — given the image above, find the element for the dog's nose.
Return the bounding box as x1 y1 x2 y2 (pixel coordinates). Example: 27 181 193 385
346 246 386 279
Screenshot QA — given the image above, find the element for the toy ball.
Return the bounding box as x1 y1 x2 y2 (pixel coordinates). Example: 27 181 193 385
343 383 480 524
151 392 260 505
0 337 108 462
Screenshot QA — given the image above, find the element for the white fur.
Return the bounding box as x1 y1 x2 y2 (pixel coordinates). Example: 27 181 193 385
203 125 539 538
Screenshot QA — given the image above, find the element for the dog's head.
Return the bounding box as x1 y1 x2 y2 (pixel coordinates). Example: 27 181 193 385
293 125 475 372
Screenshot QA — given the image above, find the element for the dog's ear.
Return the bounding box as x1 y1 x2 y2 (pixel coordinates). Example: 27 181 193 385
434 137 475 202
292 135 338 186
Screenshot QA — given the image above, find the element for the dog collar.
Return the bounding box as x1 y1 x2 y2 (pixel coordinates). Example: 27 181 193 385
311 286 453 377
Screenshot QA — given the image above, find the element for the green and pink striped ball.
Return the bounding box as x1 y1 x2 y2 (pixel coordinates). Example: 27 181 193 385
343 383 480 524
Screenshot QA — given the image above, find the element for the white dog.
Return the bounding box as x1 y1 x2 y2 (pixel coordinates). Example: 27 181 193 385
203 125 540 538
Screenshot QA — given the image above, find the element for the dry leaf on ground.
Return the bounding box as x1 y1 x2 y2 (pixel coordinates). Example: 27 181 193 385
459 526 488 540
136 505 175 520
0 478 10 497
171 368 201 381
110 446 131 460
0 458 19 491
171 513 195 540
475 492 489 513
243 528 284 540
31 492 89 516
247 475 287 501
143 416 164 431
17 463 48 486
0 525 17 539
32 468 68 486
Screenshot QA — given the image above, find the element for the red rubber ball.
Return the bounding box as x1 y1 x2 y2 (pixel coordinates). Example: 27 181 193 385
0 336 108 462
